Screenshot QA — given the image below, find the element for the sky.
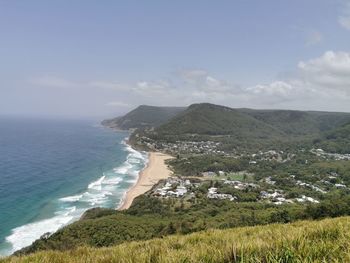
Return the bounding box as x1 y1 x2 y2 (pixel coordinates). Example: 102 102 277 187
1 0 350 119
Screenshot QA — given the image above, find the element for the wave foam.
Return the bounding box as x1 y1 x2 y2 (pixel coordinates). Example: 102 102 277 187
103 177 123 185
3 136 148 256
59 194 83 203
5 209 77 253
113 162 133 174
88 175 105 190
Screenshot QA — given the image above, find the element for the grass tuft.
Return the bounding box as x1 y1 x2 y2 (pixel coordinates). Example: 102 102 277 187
2 217 350 263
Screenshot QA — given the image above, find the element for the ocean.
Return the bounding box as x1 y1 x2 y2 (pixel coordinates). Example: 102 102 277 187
0 117 147 256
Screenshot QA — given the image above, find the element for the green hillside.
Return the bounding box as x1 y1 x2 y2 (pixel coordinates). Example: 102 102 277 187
3 216 350 262
316 122 350 153
139 103 350 152
102 105 185 130
102 103 350 142
155 104 350 138
155 103 283 137
242 109 350 136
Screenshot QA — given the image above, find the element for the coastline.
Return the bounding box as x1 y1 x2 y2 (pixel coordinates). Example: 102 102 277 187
1 124 132 256
118 151 173 210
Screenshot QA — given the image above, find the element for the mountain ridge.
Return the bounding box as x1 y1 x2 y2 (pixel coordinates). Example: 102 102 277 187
105 103 350 152
104 103 350 136
102 105 186 130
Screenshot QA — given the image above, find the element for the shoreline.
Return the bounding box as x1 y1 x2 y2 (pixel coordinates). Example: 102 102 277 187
118 151 173 210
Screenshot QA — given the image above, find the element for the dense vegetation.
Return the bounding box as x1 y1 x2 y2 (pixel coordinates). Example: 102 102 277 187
14 185 350 256
155 103 283 137
4 216 350 262
105 103 350 153
10 103 350 261
315 122 350 153
15 147 350 256
132 103 350 153
103 103 350 144
102 105 185 130
241 109 350 135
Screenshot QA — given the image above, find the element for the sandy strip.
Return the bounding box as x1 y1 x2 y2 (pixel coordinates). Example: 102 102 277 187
118 152 173 210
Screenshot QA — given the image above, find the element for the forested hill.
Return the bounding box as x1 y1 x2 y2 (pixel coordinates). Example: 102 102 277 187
316 122 350 153
154 103 284 138
101 105 185 130
104 103 350 137
154 103 350 138
104 103 350 151
241 108 350 136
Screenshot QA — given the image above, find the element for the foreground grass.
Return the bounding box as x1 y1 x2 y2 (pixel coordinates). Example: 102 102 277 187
2 216 350 263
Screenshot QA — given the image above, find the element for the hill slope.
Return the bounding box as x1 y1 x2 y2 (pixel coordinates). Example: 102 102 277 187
102 103 350 139
3 216 350 262
316 122 350 153
154 103 350 138
155 103 283 138
146 103 350 152
241 108 350 136
102 105 185 130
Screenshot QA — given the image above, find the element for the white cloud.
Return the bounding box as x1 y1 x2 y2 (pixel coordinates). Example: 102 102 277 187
338 1 350 30
180 69 208 83
178 69 241 95
244 50 350 109
247 81 293 96
30 51 350 113
107 51 350 110
298 51 350 94
132 80 174 97
244 79 310 106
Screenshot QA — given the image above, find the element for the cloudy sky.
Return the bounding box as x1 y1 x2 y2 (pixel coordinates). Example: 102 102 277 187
1 0 350 119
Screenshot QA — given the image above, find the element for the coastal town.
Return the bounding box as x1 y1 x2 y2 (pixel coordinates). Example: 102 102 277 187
129 133 350 211
147 167 348 206
136 135 225 155
311 148 350 161
135 135 298 162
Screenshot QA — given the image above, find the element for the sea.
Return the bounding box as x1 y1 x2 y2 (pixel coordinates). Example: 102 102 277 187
0 117 148 256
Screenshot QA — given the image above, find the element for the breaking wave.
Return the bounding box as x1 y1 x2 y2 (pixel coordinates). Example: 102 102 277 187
2 137 148 256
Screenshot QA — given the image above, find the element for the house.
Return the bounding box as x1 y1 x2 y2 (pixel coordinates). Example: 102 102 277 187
223 180 259 190
296 195 319 203
315 148 324 154
218 171 225 176
335 183 346 188
207 187 236 201
264 176 276 185
260 190 294 205
202 171 216 177
175 185 188 197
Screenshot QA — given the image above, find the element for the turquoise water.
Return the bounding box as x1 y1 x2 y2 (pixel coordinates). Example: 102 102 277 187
0 118 147 256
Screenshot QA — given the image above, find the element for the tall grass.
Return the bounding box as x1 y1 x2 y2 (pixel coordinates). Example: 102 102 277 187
2 216 350 263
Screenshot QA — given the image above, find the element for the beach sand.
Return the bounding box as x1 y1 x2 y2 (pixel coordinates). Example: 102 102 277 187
118 152 173 210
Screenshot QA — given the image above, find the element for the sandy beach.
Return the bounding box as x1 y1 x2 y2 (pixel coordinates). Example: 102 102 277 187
118 152 173 210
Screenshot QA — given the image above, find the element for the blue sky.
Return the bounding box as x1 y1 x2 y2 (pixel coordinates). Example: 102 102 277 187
1 0 350 118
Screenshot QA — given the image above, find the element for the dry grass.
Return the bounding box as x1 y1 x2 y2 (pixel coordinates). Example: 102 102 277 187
2 216 350 263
